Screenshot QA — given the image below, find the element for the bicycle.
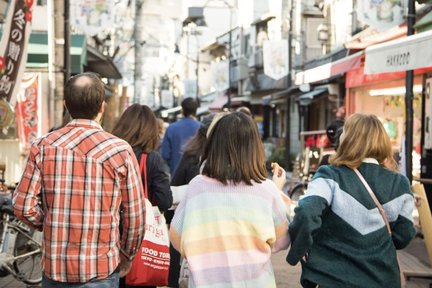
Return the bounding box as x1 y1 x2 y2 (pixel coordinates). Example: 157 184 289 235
0 183 42 285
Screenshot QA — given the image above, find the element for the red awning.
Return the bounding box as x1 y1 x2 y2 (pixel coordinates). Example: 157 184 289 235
295 51 363 85
208 93 227 111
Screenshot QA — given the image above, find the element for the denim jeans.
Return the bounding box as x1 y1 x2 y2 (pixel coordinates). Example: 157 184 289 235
42 272 119 288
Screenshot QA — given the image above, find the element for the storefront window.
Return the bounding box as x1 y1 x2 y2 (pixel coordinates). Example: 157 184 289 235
353 84 422 177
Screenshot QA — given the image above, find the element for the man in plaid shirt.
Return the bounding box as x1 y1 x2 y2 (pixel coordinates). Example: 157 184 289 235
13 73 145 287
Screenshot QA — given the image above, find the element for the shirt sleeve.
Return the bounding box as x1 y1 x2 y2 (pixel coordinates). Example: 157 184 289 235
286 166 334 265
13 142 44 230
119 148 146 261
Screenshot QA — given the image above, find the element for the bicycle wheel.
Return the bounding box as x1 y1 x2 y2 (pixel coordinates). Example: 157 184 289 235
13 229 42 285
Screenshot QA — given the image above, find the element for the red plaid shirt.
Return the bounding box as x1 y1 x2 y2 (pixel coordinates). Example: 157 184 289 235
13 119 145 282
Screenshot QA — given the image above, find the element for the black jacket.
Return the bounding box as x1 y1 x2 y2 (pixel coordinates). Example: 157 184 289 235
134 149 173 212
171 154 200 186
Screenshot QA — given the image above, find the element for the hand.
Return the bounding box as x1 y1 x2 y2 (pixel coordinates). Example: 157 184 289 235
118 254 132 277
414 194 424 208
271 162 286 191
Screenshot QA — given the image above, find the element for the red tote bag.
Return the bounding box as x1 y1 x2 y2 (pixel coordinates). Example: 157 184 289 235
125 154 170 286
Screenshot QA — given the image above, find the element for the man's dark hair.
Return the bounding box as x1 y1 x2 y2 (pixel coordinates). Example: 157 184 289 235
326 119 344 148
181 97 198 117
64 72 105 120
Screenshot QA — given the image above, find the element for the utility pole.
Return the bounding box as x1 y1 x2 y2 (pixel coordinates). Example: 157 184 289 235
405 0 415 182
226 8 232 109
53 0 65 128
134 0 144 104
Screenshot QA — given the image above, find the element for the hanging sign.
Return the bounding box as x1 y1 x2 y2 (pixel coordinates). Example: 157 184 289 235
263 40 288 80
211 60 229 91
0 0 33 107
15 72 40 153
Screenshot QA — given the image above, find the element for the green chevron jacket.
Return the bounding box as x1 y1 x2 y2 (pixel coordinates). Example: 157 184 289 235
287 158 416 288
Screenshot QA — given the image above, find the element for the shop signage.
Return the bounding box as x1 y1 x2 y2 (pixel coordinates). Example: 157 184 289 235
365 30 432 74
15 73 40 154
0 0 33 107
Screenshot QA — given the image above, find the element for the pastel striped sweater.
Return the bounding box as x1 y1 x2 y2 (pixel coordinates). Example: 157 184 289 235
170 175 290 288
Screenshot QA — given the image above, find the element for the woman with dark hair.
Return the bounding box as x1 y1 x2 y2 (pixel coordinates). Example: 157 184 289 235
112 104 173 288
170 112 290 287
112 104 173 213
287 113 415 288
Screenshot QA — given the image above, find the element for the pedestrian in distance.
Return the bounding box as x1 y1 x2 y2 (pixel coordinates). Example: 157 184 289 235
161 97 200 174
318 119 344 166
13 72 145 288
170 111 291 287
287 113 416 288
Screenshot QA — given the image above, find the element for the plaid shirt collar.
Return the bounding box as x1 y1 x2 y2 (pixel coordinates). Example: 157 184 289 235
66 119 103 130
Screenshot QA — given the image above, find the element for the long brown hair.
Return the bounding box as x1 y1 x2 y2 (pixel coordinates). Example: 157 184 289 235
201 112 267 184
330 113 397 170
112 104 159 153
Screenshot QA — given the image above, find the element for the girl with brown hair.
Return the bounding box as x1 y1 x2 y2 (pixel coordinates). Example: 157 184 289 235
112 104 173 212
170 112 290 287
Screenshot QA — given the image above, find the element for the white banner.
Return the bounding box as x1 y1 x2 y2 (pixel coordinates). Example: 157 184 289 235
263 40 288 80
161 89 173 108
357 0 405 32
365 30 432 74
211 60 229 91
183 79 197 99
70 0 115 36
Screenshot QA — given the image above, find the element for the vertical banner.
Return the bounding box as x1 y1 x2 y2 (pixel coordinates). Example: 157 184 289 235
183 79 197 99
263 40 288 80
211 60 229 91
15 73 40 154
0 0 33 107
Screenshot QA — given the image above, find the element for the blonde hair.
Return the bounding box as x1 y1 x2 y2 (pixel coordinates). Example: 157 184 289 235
330 113 397 171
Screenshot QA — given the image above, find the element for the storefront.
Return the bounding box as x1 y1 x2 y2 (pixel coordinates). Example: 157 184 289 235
347 30 432 179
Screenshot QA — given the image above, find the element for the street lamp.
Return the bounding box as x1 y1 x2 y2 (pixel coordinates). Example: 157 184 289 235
180 16 206 100
317 23 329 54
183 1 235 109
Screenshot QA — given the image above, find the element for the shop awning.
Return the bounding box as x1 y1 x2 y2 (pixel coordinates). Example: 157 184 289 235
295 51 363 85
364 30 432 75
209 93 228 111
26 32 86 74
86 45 122 79
296 88 327 106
